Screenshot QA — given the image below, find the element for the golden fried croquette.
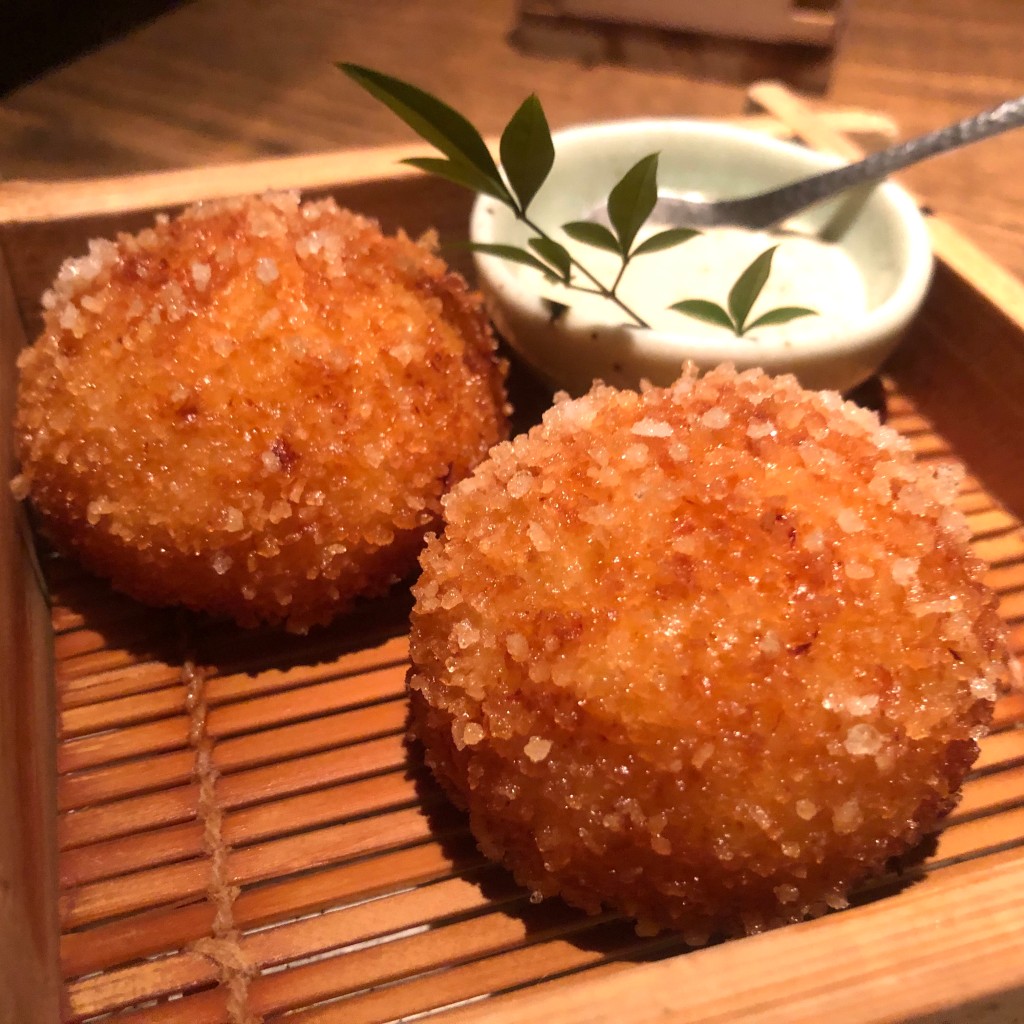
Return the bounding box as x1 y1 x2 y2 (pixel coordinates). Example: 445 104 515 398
408 364 1010 938
13 193 508 631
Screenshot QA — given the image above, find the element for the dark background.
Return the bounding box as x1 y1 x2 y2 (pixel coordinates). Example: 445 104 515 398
2 1 184 94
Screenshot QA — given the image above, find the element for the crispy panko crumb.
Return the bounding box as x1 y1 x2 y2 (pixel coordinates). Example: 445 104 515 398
408 365 1010 936
14 192 508 631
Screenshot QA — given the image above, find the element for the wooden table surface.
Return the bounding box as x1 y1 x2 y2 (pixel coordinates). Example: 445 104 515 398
1 0 1023 277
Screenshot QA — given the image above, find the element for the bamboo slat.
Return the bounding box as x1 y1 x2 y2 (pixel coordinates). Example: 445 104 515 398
241 903 602 1023
60 768 424 887
58 689 407 775
60 801 469 929
57 700 409 810
972 728 1024 773
59 732 408 849
993 693 1024 731
60 837 484 979
57 632 409 711
925 806 1024 871
66 869 521 1020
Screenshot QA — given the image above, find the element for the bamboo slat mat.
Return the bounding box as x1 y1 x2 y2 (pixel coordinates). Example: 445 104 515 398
51 379 1024 1023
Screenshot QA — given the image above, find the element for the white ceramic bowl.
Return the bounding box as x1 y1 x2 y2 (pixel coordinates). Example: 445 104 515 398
470 119 933 395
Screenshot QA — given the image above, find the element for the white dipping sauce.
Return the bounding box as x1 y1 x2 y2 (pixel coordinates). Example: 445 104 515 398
525 225 869 343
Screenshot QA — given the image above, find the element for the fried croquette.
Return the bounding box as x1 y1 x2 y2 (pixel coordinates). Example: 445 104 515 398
408 364 1010 938
13 192 508 631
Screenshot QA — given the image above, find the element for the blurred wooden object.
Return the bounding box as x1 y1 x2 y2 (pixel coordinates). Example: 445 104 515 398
513 0 849 91
518 0 848 45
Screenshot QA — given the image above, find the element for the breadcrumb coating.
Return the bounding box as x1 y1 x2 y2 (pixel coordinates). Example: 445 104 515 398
409 365 1010 938
13 192 508 631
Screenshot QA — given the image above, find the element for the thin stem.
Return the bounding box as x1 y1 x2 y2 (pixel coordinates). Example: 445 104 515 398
610 255 630 295
520 213 650 328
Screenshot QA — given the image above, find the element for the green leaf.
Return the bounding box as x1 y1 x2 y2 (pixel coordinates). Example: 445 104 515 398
339 63 505 196
499 95 555 213
528 236 572 282
403 157 513 204
744 306 819 332
561 220 620 254
669 299 736 333
465 242 556 278
727 245 778 335
606 153 660 256
631 227 700 257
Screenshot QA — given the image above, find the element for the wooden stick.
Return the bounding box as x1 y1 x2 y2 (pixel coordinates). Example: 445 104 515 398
51 595 146 635
748 81 864 160
726 109 898 142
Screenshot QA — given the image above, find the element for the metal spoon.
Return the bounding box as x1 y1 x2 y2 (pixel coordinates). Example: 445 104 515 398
622 95 1024 231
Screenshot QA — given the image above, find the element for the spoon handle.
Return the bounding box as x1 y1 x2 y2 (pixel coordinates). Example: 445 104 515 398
736 95 1024 229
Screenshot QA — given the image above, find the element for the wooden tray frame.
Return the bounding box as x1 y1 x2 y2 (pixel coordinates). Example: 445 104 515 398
1 87 1023 1023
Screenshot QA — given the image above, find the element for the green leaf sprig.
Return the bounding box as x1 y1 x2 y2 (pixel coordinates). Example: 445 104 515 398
670 246 817 337
562 154 698 297
341 62 668 326
340 64 818 336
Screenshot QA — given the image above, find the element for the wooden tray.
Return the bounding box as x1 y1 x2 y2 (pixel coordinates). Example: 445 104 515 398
1 88 1023 1024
